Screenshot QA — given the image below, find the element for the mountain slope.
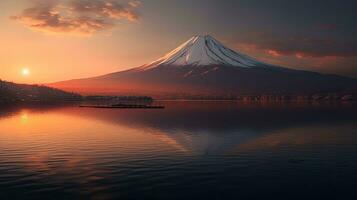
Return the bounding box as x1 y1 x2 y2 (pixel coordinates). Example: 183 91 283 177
50 35 357 98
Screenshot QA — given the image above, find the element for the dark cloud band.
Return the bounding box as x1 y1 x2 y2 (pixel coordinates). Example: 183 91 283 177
236 32 357 58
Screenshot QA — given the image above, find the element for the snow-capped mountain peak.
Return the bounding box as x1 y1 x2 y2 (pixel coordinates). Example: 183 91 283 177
50 34 357 97
141 35 261 70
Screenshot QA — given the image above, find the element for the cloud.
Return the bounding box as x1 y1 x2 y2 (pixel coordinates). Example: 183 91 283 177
11 0 141 36
232 33 357 78
235 32 357 58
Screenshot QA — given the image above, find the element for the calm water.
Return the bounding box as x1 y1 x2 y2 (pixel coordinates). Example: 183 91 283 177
0 102 357 200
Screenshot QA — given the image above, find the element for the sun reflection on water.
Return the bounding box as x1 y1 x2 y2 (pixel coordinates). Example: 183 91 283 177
20 111 29 124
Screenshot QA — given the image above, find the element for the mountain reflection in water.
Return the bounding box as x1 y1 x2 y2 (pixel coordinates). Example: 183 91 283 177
0 101 357 200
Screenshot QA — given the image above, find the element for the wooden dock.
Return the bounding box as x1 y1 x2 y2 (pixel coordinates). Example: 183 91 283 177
79 104 165 109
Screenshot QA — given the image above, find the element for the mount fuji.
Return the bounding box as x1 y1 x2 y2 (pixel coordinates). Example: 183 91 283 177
140 35 261 69
50 35 357 98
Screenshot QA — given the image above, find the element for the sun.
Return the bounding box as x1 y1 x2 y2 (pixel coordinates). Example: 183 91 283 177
22 68 30 76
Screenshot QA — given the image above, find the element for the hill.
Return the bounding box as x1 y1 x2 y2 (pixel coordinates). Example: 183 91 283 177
0 80 82 102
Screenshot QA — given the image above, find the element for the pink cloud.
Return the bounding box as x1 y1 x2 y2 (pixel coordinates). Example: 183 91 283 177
11 0 141 36
234 32 357 58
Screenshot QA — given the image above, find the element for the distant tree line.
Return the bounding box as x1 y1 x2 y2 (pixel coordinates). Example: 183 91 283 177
0 80 82 102
84 96 153 101
2 79 355 102
152 93 357 101
83 95 154 105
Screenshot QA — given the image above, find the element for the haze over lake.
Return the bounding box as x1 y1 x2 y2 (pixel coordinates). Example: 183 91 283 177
1 102 357 200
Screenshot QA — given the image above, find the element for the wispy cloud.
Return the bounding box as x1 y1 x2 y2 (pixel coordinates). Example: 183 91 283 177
234 32 357 58
11 0 141 36
232 32 357 77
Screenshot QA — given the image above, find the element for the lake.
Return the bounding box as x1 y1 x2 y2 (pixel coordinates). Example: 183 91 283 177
0 101 357 200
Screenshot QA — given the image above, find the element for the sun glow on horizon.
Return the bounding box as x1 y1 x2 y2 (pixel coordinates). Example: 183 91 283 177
21 68 30 76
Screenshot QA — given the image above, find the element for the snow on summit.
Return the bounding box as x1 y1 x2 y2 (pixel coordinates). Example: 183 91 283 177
142 35 262 69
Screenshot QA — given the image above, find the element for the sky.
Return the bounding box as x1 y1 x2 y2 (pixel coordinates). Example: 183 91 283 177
0 0 357 84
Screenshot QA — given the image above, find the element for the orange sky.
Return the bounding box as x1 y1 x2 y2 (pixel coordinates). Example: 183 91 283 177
0 0 175 84
1 0 357 84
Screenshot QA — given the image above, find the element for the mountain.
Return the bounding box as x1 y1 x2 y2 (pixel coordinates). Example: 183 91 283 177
140 35 260 68
0 80 81 102
50 35 357 98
